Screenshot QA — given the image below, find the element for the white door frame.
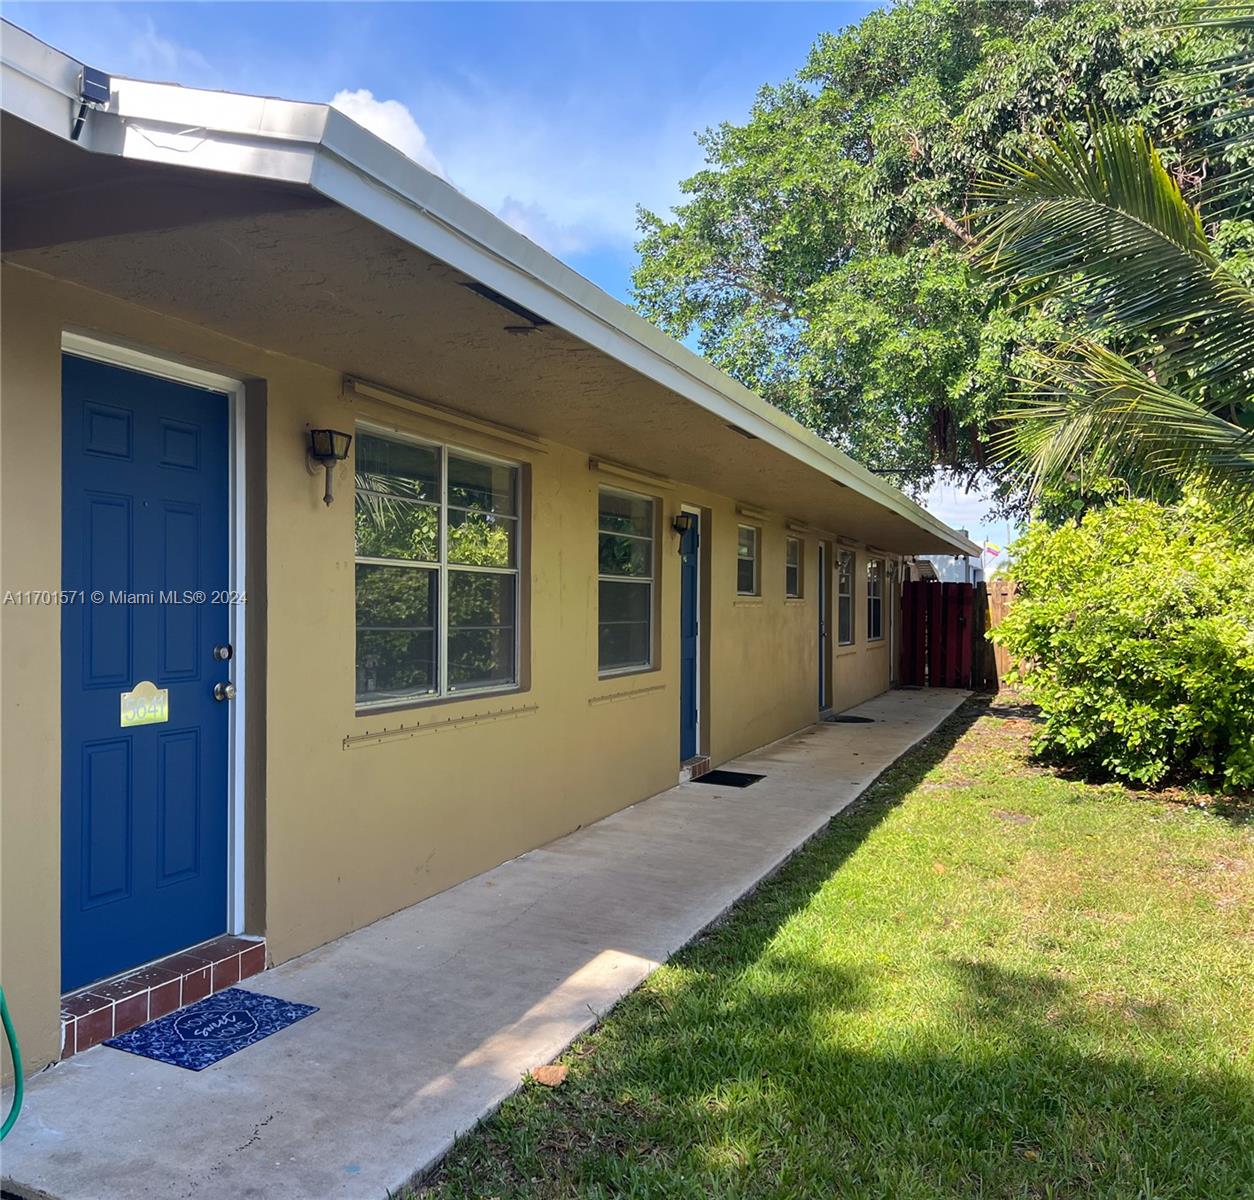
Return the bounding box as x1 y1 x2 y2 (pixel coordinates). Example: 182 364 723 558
681 503 703 757
61 331 249 934
817 542 828 710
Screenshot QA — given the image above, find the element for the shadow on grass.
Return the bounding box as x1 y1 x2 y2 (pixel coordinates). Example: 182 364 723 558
983 687 1248 817
598 960 1253 1199
980 695 1045 724
979 692 1252 824
418 694 1253 1198
680 695 995 962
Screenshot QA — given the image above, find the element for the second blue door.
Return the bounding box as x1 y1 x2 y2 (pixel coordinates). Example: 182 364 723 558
61 353 233 992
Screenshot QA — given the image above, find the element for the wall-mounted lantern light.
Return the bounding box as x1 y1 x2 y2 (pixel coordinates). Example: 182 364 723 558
672 511 695 538
307 428 352 506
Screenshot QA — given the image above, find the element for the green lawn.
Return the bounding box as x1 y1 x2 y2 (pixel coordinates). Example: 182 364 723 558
414 697 1254 1200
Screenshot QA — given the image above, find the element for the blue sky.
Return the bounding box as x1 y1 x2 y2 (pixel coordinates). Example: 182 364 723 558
4 1 1010 550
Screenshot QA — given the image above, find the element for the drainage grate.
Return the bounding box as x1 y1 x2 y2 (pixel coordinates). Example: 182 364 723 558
823 714 875 724
693 769 765 788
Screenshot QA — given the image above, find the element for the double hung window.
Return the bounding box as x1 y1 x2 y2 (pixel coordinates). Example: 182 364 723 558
737 525 760 595
598 487 655 673
785 537 802 598
867 557 884 642
837 550 855 644
355 429 520 708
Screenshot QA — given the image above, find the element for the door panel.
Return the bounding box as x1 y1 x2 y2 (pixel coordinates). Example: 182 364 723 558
84 496 132 685
61 353 232 992
81 739 132 907
679 514 700 761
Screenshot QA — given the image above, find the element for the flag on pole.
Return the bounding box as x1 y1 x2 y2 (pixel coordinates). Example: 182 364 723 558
983 541 1001 558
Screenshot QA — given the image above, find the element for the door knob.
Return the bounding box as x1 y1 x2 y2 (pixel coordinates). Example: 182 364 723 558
213 681 237 702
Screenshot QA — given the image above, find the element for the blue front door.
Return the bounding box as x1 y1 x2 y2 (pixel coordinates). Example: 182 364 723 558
61 354 232 992
679 513 700 761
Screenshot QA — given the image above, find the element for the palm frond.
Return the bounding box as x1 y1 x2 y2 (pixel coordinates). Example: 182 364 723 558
974 120 1254 388
995 341 1254 521
1172 1 1254 214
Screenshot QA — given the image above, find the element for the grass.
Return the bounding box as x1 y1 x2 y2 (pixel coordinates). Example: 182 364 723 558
412 696 1254 1200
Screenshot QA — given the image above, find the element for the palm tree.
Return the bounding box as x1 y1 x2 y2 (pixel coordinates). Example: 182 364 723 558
972 3 1254 521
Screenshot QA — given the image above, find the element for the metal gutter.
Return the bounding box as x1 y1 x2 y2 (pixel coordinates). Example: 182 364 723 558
1 19 980 556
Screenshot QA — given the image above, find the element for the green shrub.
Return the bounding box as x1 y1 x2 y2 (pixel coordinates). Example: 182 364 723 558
995 498 1254 790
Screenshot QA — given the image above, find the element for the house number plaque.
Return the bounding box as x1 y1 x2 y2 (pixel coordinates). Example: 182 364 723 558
120 680 169 727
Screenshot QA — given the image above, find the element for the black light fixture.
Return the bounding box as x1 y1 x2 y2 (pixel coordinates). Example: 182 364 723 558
307 429 353 506
672 511 695 537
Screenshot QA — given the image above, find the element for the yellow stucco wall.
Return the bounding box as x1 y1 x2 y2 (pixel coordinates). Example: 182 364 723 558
0 264 893 1076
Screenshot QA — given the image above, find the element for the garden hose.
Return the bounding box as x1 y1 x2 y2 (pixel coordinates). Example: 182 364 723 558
1 985 23 1140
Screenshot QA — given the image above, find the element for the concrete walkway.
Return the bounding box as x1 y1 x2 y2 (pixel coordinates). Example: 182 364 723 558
2 688 968 1200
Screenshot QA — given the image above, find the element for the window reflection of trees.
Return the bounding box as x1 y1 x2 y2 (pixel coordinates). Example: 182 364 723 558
354 434 519 705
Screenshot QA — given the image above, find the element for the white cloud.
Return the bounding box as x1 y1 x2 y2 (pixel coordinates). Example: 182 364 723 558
325 80 700 258
330 60 738 262
330 88 446 179
495 196 589 256
127 17 212 81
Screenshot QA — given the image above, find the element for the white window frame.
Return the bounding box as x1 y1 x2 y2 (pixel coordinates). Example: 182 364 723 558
355 423 522 711
837 549 855 645
597 485 656 676
737 524 761 596
867 557 885 642
785 536 803 599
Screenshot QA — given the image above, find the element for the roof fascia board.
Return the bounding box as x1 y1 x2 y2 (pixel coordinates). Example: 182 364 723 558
100 113 319 186
110 78 330 145
0 21 83 135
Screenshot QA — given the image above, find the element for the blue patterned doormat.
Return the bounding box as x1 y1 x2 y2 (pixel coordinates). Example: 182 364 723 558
105 988 318 1071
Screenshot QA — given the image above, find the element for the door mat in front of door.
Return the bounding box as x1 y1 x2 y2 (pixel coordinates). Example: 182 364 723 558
104 987 318 1071
823 714 876 724
693 769 765 788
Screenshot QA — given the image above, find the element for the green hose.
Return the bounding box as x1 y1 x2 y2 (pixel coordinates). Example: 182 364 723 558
1 985 23 1140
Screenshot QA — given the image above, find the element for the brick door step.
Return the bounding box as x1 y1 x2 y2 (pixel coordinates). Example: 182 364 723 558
60 935 267 1058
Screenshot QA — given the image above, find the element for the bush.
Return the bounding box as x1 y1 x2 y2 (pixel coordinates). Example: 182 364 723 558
995 498 1254 791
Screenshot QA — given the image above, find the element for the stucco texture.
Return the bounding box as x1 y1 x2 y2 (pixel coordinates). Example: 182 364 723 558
0 264 893 1076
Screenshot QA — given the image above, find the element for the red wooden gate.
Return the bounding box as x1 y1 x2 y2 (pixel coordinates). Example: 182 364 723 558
900 581 985 688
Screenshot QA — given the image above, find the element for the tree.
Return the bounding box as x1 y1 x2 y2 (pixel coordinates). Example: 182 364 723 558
633 0 1249 497
972 4 1254 522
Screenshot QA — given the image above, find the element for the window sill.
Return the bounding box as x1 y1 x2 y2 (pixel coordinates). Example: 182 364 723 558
834 645 858 658
355 683 525 720
597 663 658 682
733 596 763 606
785 597 806 605
866 638 886 647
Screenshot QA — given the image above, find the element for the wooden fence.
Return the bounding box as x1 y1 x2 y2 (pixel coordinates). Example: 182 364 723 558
986 579 1019 685
900 578 1017 691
